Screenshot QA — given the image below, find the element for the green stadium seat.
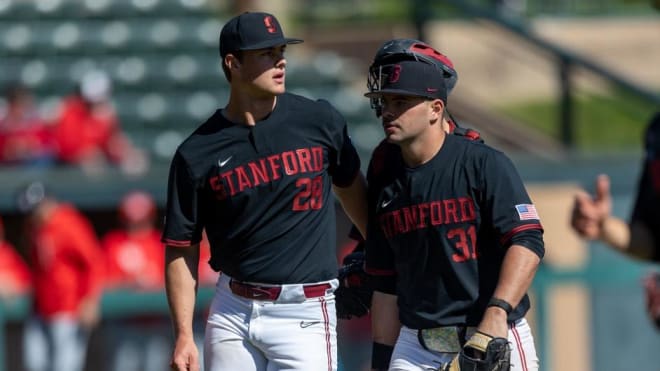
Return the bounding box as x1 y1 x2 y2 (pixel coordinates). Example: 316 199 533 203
0 22 32 53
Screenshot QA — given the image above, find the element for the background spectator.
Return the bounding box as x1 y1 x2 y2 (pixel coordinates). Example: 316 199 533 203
0 83 56 166
16 181 105 371
51 70 148 175
0 215 32 301
101 190 169 371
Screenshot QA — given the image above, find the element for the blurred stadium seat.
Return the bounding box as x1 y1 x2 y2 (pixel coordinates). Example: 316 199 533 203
0 0 373 164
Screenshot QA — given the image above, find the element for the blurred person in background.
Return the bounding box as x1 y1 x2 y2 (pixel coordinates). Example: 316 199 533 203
0 215 32 301
51 69 148 175
16 181 105 371
102 190 170 371
0 83 56 166
571 111 660 329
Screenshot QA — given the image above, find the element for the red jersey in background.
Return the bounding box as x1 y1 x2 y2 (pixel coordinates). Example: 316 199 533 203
30 204 104 318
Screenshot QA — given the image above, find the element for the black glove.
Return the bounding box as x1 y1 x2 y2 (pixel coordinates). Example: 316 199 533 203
335 248 373 320
441 331 511 371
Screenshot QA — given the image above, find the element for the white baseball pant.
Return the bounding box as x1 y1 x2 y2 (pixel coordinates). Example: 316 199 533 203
204 274 339 371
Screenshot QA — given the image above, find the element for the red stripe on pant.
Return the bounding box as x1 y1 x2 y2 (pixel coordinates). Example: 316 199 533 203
511 322 528 371
320 298 332 371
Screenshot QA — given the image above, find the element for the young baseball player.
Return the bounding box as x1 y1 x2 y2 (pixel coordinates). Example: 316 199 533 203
571 111 660 329
162 11 367 371
363 49 545 370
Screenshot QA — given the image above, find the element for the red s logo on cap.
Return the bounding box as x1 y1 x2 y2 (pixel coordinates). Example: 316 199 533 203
264 16 277 34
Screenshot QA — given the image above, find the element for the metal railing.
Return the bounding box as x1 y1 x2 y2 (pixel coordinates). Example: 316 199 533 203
413 0 660 148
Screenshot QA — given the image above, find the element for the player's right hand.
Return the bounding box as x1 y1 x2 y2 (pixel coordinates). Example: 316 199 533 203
571 174 612 240
170 336 200 371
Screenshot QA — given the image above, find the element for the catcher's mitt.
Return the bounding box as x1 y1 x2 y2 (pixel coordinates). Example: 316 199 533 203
441 331 511 371
335 248 373 320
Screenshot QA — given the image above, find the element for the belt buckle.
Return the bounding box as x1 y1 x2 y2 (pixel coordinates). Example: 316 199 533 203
250 287 276 300
418 327 463 353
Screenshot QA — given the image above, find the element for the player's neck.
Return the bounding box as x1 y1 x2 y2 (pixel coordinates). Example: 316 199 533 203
401 129 446 168
224 93 277 126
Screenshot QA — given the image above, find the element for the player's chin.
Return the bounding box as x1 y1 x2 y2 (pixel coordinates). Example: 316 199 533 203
383 129 401 143
385 134 402 144
271 84 286 95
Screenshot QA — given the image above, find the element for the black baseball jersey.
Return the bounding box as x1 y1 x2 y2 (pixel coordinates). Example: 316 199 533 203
631 112 660 262
364 134 544 329
162 92 361 284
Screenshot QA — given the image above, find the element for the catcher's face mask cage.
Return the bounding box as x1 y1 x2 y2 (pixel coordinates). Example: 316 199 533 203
367 63 388 116
367 40 457 116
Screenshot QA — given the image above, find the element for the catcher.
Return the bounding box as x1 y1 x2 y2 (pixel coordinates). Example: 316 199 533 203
335 39 483 322
362 39 544 370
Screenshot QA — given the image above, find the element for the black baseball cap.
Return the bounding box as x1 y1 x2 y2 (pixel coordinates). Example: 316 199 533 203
365 60 447 103
219 12 303 58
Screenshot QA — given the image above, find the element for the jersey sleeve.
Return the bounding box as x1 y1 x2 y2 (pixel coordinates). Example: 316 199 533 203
320 100 361 187
630 113 660 261
162 150 204 247
481 150 545 258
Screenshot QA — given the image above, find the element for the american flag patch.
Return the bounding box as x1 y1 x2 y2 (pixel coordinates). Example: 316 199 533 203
515 204 539 220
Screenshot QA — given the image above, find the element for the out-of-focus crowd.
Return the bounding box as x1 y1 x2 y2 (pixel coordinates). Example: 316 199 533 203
0 184 216 371
0 70 148 175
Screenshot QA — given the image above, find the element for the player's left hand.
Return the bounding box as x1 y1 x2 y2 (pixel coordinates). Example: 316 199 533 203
440 331 511 371
476 306 509 339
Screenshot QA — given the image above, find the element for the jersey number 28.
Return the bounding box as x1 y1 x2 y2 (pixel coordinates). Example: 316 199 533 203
293 176 323 211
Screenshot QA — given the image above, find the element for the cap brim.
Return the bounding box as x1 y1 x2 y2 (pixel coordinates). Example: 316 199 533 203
364 89 428 98
241 38 304 51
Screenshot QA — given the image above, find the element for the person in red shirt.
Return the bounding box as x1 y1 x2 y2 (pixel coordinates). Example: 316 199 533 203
103 190 164 290
0 83 56 166
16 181 104 371
0 216 31 300
102 190 170 371
51 70 148 175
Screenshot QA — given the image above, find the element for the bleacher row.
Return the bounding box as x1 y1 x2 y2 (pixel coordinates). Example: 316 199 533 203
0 0 376 163
0 0 215 20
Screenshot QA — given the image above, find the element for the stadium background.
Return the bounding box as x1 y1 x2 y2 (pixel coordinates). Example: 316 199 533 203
0 0 659 370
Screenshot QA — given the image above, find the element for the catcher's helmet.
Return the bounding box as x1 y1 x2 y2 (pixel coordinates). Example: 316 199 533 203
367 39 457 115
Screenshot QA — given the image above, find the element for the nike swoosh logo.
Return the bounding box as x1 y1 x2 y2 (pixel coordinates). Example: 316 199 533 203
299 321 321 328
427 88 438 93
218 156 232 167
381 199 392 208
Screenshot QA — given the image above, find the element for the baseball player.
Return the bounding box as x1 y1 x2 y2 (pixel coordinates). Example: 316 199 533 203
162 11 367 371
571 111 660 329
363 46 544 370
335 41 484 324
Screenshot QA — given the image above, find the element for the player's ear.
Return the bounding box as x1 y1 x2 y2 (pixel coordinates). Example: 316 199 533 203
430 99 445 119
225 54 241 70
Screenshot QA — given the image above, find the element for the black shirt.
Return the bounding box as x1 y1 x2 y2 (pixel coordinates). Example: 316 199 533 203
631 112 660 262
162 93 361 283
365 134 544 328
